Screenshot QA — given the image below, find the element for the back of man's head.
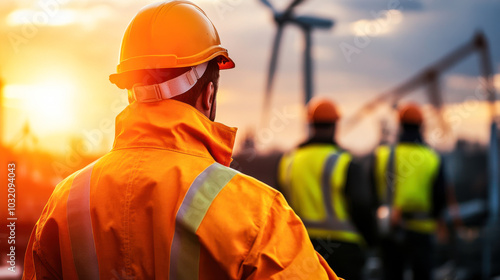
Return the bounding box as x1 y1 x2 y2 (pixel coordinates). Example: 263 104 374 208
108 1 234 117
118 60 220 107
306 97 340 139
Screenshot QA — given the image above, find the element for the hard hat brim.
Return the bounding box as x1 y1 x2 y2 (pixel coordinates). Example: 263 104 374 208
109 53 234 87
109 1 235 87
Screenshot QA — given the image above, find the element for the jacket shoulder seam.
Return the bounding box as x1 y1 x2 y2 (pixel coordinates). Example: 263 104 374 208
111 146 215 161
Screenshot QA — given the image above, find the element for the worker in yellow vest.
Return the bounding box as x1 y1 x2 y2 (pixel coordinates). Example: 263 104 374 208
278 98 377 280
373 103 447 280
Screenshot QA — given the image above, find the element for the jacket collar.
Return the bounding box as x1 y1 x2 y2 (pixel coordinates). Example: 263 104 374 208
113 99 237 167
399 124 423 144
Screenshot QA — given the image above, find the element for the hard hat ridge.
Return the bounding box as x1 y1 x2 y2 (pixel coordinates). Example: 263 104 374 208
109 0 235 95
398 103 423 126
307 97 340 124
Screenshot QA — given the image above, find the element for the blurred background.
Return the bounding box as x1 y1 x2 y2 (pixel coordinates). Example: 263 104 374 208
0 0 499 279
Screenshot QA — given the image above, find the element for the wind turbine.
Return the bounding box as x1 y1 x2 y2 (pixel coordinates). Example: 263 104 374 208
259 0 334 122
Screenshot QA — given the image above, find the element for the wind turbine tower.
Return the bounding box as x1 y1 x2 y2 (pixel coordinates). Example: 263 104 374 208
259 0 334 121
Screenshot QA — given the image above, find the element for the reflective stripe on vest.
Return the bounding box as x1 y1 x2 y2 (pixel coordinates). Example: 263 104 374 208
169 162 238 280
301 153 358 237
67 161 100 280
386 146 395 205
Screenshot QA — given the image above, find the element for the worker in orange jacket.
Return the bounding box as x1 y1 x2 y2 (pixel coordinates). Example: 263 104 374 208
22 1 340 279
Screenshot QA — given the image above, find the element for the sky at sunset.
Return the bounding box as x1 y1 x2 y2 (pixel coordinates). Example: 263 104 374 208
1 0 499 155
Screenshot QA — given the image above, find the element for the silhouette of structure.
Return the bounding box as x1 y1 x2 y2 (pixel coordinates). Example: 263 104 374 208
259 0 333 123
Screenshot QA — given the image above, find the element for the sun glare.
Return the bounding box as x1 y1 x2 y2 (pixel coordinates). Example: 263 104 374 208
4 82 75 134
6 9 77 27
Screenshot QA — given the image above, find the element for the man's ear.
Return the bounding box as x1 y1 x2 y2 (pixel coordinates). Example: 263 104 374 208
202 82 215 110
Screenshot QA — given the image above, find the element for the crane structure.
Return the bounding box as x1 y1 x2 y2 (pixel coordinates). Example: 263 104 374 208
346 31 498 279
346 32 497 129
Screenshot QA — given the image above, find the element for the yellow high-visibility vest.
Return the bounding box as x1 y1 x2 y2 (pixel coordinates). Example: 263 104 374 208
278 144 364 244
375 143 441 234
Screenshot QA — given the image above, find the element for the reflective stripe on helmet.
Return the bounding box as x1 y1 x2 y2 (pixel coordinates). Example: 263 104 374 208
132 62 209 103
169 162 238 280
67 161 100 280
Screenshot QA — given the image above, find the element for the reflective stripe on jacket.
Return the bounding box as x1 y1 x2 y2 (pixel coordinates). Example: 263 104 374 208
22 100 340 280
278 144 363 244
375 143 440 233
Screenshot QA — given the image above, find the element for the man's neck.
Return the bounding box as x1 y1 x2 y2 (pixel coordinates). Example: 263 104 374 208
399 124 423 144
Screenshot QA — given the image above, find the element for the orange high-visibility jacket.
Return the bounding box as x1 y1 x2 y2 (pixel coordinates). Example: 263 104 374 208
22 100 340 280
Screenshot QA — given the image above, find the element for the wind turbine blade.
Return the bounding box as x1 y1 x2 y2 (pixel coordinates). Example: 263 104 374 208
294 15 334 29
303 29 313 104
262 25 284 124
284 0 305 15
259 0 277 13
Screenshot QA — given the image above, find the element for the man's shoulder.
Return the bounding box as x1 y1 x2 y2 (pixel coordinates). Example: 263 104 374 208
227 168 280 198
32 168 81 234
45 159 100 209
204 166 285 233
51 169 80 199
375 144 391 154
209 164 281 210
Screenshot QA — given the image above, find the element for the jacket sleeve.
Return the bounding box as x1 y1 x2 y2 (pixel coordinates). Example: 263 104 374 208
22 224 37 280
22 219 63 280
241 192 342 280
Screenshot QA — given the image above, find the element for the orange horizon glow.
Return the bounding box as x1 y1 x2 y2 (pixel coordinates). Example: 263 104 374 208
0 0 498 156
4 81 76 132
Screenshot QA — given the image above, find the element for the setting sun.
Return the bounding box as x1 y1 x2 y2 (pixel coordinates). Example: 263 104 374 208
4 82 76 134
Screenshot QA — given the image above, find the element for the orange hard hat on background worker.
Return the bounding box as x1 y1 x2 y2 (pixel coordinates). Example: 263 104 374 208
398 103 423 125
22 1 341 279
307 97 340 124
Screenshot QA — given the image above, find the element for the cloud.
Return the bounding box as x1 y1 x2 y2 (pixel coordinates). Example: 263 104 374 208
342 0 425 14
6 5 116 30
350 9 403 37
1 0 499 153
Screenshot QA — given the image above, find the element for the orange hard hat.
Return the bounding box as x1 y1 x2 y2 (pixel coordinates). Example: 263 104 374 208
109 1 235 86
398 103 423 125
307 97 340 124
